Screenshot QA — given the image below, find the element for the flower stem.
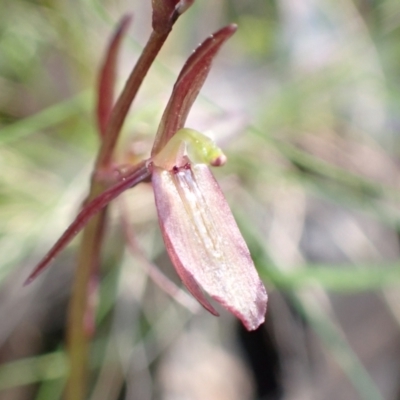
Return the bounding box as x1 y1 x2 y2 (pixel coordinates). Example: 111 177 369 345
96 30 169 169
65 27 169 400
65 181 106 400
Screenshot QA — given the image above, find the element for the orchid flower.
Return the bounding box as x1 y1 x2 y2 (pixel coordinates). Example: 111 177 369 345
25 18 267 331
151 128 267 330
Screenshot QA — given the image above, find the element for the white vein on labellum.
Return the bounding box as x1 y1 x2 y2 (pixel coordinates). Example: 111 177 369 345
151 128 267 330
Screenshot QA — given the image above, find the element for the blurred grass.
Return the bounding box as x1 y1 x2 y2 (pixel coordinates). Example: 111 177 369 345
1 0 400 399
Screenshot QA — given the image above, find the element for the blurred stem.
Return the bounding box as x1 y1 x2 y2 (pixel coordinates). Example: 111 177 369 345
65 182 106 400
65 29 170 400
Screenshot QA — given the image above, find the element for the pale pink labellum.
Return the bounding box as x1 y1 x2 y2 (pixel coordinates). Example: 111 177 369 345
152 163 267 331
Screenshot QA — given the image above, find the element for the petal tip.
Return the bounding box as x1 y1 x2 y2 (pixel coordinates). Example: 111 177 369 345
236 283 268 331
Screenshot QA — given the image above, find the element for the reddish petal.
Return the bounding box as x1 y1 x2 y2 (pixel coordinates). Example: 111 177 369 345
151 24 237 156
162 231 219 316
152 165 267 330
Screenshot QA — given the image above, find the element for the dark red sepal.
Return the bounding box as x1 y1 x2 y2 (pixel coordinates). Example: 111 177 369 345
97 15 132 138
25 161 150 285
151 24 237 156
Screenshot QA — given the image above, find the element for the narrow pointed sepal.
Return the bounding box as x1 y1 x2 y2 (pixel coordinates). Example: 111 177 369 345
25 161 150 285
152 164 267 330
97 15 132 137
151 24 237 156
